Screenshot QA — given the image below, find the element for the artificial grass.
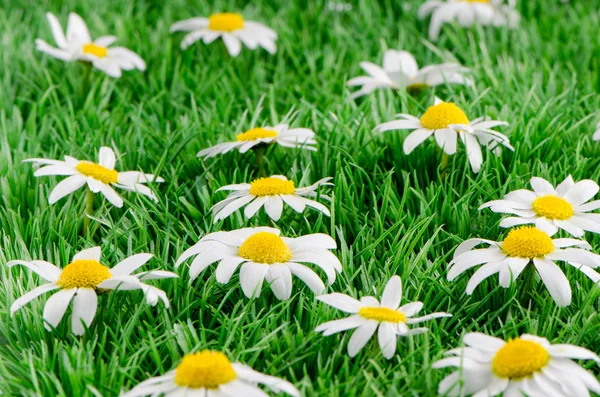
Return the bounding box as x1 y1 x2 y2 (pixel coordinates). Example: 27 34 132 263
2 0 600 395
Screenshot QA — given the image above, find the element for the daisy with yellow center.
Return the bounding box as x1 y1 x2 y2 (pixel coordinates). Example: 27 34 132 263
36 12 145 78
170 12 277 56
315 276 451 359
24 146 163 208
8 247 177 335
433 332 600 396
121 350 300 397
375 97 512 173
212 175 332 222
347 49 472 99
480 175 600 237
418 0 520 41
198 124 317 159
449 226 600 306
175 227 341 300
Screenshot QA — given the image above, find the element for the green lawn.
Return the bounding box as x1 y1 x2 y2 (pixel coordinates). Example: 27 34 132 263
2 0 600 396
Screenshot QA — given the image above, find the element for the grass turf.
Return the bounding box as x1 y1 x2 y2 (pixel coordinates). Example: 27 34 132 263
2 0 600 395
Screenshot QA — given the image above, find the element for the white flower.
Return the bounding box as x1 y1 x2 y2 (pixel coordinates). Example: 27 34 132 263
433 332 600 397
120 350 299 397
198 124 317 159
170 12 277 56
375 97 512 173
418 0 520 41
480 176 600 237
36 12 146 78
175 227 341 300
315 276 451 359
593 121 600 141
347 49 472 99
449 226 600 306
8 247 177 335
24 146 163 208
212 175 332 222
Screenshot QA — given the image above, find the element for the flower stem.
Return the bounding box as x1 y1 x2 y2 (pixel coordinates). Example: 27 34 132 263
83 188 94 237
440 152 449 180
519 263 536 308
255 146 266 177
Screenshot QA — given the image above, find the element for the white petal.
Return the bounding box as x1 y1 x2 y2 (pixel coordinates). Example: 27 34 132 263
315 315 366 336
110 253 153 276
98 147 116 169
11 283 60 315
380 276 402 309
317 293 362 313
48 174 87 203
239 262 269 298
71 288 98 335
533 258 571 307
265 264 293 300
347 320 379 357
378 322 397 359
73 247 101 261
43 288 77 331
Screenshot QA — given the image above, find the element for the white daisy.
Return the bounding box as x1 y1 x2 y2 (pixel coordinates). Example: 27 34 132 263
198 124 317 159
347 49 472 99
433 332 600 397
36 12 146 78
418 0 520 41
315 276 451 359
212 175 332 222
121 350 299 397
449 226 600 306
8 246 177 335
24 146 163 208
593 121 600 141
374 97 512 173
170 12 277 56
175 227 341 300
480 176 600 237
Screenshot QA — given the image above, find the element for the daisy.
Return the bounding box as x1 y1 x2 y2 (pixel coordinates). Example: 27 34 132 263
24 146 163 208
315 276 451 359
347 49 472 99
170 13 277 56
374 97 512 173
212 175 332 222
433 332 600 397
121 350 299 397
175 227 341 300
8 246 177 335
480 176 600 237
449 226 600 306
198 124 317 159
418 0 520 41
36 12 146 78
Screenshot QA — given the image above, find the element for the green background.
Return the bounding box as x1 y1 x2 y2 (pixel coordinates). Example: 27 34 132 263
2 0 600 395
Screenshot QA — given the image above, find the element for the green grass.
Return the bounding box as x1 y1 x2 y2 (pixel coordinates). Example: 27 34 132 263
2 0 600 395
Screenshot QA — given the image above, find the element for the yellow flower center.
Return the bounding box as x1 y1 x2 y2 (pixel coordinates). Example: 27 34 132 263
492 338 550 379
235 128 279 142
249 178 295 196
238 232 292 264
56 259 112 289
419 102 470 130
501 227 555 259
359 307 407 323
82 43 108 58
208 13 245 32
532 195 574 220
174 351 237 389
75 161 119 184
